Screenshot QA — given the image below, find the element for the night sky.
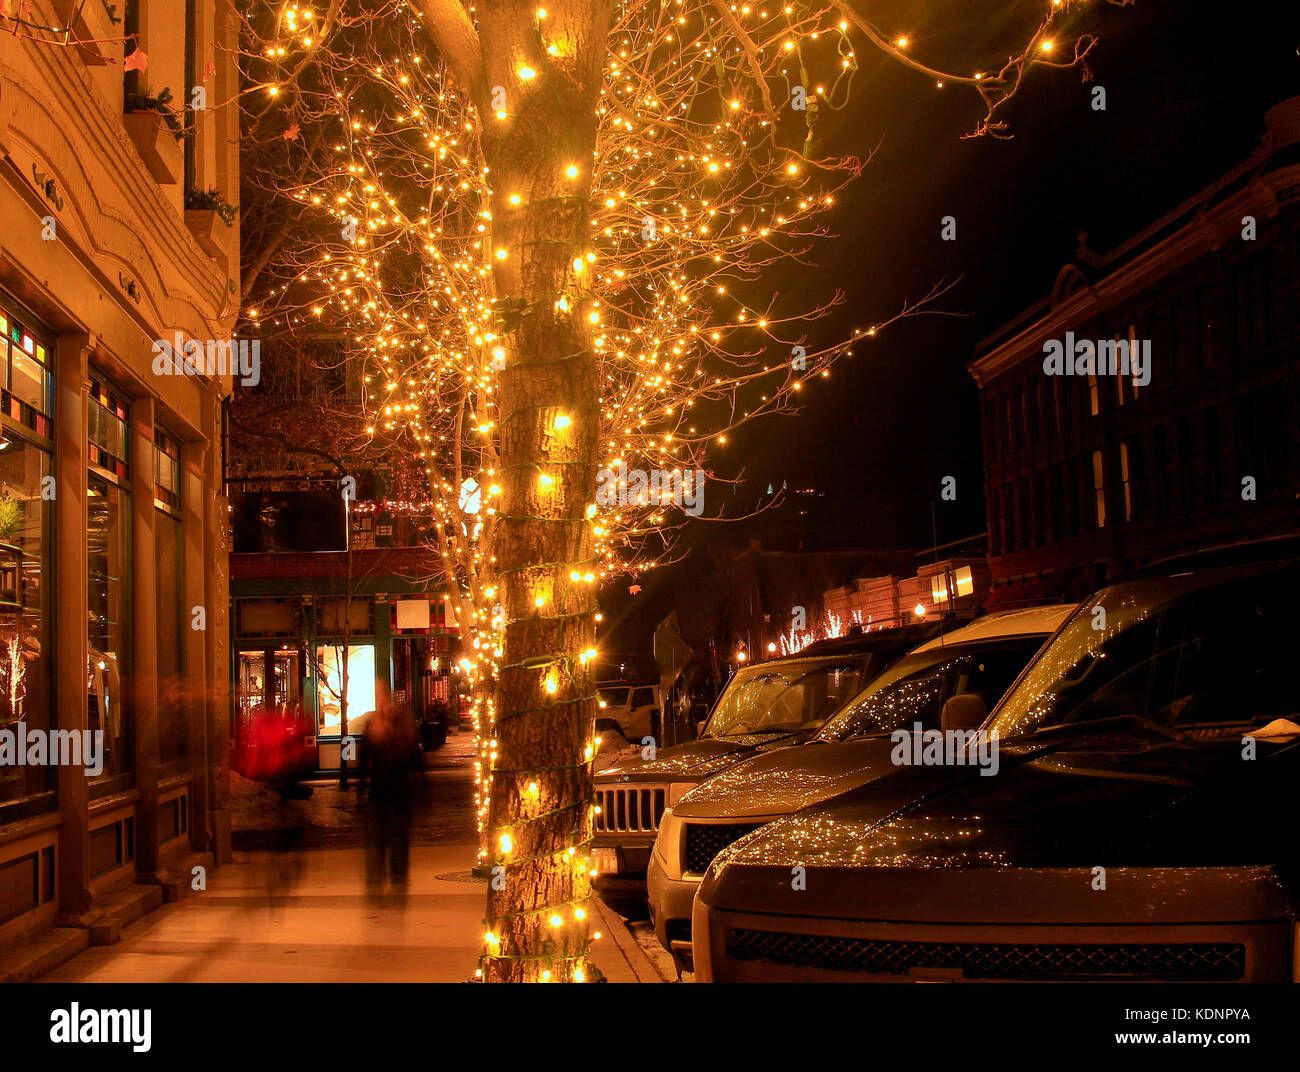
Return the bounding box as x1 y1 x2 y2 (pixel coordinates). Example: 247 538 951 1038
601 0 1300 656
717 0 1300 550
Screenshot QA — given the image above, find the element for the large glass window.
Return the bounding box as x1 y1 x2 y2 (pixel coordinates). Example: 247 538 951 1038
88 374 132 789
0 306 53 438
0 437 53 814
314 643 375 736
0 297 53 819
155 427 186 765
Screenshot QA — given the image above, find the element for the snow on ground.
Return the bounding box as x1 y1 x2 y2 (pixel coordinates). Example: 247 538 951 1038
229 772 356 831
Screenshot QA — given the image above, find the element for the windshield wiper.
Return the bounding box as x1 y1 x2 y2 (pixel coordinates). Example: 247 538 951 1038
1029 714 1189 742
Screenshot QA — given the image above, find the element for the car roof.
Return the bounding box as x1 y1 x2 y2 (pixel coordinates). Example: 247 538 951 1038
1122 533 1300 582
778 622 944 661
910 603 1076 652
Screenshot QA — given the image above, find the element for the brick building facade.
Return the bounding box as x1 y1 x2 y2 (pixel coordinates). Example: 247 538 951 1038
971 97 1300 604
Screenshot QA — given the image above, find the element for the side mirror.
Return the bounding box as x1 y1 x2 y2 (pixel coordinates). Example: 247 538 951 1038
941 693 987 733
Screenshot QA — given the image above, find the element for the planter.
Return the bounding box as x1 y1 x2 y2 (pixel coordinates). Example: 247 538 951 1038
185 208 231 267
123 111 183 185
53 1 113 65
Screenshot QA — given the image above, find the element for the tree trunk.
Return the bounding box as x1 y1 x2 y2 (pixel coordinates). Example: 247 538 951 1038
479 0 612 984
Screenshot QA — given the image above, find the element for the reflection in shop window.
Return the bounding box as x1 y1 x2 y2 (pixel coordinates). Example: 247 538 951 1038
0 436 52 813
155 427 186 765
88 473 131 783
315 644 375 736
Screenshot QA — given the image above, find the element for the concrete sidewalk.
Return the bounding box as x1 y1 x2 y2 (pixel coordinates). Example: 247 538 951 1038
37 842 667 983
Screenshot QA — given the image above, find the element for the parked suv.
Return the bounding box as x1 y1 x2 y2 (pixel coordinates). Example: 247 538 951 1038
591 623 946 918
694 537 1300 982
596 681 662 742
649 605 1072 971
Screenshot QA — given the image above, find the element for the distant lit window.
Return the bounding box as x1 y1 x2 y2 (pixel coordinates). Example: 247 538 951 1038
1092 450 1106 529
1120 442 1133 523
1128 325 1141 398
930 565 974 604
1088 373 1099 417
1114 337 1126 407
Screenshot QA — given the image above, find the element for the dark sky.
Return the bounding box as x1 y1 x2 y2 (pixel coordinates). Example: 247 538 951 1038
600 1 1299 657
710 0 1300 551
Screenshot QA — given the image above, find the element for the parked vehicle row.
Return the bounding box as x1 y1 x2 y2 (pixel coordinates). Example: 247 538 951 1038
648 605 1074 972
593 536 1300 982
590 623 948 918
692 538 1300 981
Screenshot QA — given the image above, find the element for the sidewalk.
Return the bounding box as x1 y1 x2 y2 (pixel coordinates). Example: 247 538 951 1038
36 729 669 983
37 841 668 983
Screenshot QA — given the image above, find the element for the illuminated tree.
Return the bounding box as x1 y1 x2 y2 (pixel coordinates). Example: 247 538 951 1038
238 0 1109 982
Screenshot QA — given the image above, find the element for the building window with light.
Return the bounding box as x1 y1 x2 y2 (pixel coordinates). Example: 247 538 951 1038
1092 450 1107 529
1119 441 1134 523
88 373 133 791
0 297 54 820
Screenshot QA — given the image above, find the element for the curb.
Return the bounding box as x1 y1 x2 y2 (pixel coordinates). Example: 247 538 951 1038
589 899 672 983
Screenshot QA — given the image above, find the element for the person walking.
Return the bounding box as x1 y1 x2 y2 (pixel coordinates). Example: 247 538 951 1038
363 686 422 906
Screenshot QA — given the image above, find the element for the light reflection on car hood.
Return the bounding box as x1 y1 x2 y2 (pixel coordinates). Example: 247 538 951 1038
710 737 1300 876
595 730 812 783
671 737 899 819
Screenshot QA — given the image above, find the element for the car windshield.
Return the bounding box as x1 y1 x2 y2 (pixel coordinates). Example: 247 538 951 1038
705 658 866 737
816 638 1047 742
597 688 629 709
986 559 1300 742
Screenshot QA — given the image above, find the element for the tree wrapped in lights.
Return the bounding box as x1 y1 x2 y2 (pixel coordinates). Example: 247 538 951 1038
238 0 1108 981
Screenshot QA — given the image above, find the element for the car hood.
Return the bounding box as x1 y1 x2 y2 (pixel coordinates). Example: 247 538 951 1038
595 730 811 783
702 734 1300 920
671 737 899 820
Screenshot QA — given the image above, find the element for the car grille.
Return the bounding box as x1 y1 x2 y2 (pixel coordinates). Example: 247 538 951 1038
594 786 666 833
725 930 1247 981
684 823 763 874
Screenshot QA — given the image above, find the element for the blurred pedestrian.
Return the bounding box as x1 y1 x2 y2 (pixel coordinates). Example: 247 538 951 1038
237 703 314 909
363 685 422 907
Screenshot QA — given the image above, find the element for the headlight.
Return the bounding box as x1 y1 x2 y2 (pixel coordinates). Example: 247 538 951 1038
668 781 698 806
653 808 684 880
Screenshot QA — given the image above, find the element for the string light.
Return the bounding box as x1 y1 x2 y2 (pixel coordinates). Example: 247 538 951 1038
241 0 1084 984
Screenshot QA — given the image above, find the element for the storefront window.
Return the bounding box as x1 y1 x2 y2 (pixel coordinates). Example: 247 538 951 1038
0 296 53 819
0 437 53 814
0 305 53 438
155 427 186 765
314 644 375 736
88 374 132 789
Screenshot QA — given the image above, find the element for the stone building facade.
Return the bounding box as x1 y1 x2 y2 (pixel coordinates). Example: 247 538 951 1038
0 0 240 967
